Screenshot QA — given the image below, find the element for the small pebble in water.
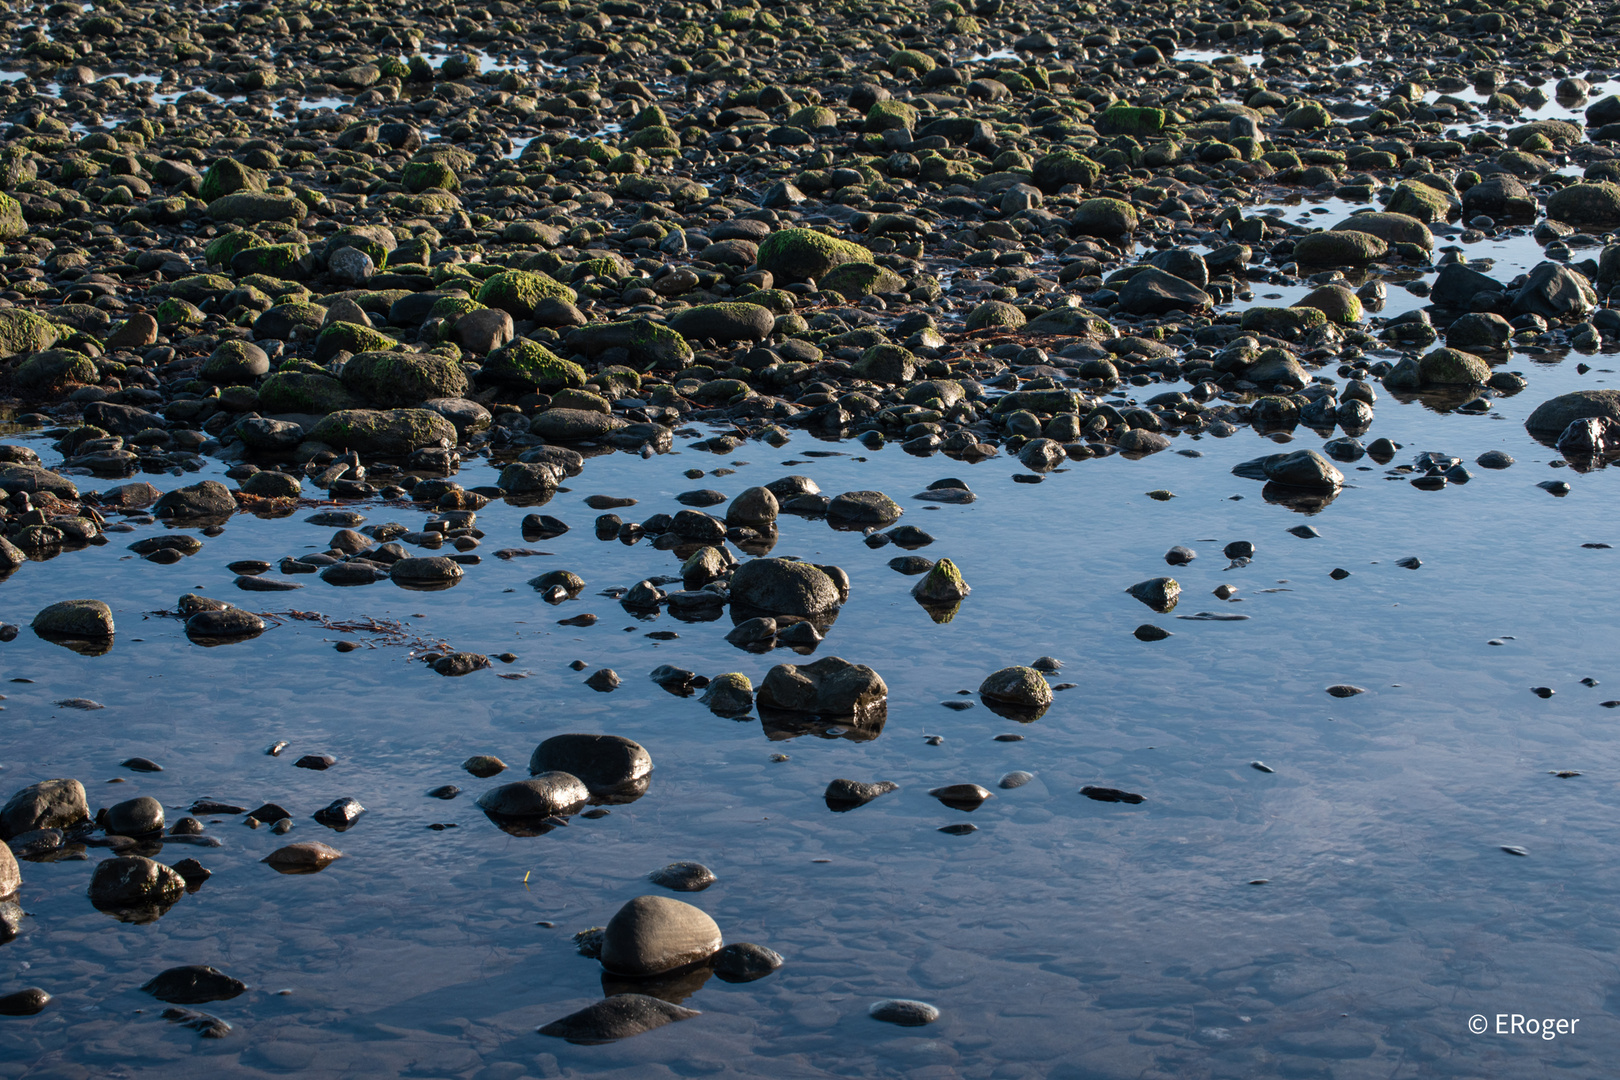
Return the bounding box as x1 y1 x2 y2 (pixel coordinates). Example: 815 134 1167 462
1250 761 1274 774
1501 846 1529 857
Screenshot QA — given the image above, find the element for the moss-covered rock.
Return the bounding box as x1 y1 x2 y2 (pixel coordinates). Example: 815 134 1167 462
1417 347 1490 386
819 263 906 300
668 303 775 344
1282 102 1332 130
756 227 874 283
14 349 95 392
1240 306 1328 335
1031 149 1102 192
340 351 469 407
0 309 62 358
402 160 459 193
1546 181 1620 228
564 318 693 373
230 243 309 279
309 408 457 455
1094 105 1165 136
625 124 681 150
205 229 267 267
199 340 271 383
1293 229 1388 266
480 338 587 391
1293 284 1363 325
865 100 919 133
206 190 305 224
0 192 26 239
314 322 398 363
965 300 1026 331
475 270 577 318
1071 197 1138 239
198 158 267 203
257 372 364 414
1386 180 1456 223
887 49 937 75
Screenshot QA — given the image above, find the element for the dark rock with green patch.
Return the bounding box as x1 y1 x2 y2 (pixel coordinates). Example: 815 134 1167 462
756 228 874 283
206 191 306 224
564 319 692 372
257 372 362 415
340 351 468 407
14 349 96 393
475 270 577 318
669 303 774 344
198 159 268 203
0 309 62 358
309 409 457 455
199 341 270 384
481 338 586 391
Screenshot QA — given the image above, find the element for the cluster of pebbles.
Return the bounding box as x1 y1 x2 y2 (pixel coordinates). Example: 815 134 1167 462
3 0 1620 1053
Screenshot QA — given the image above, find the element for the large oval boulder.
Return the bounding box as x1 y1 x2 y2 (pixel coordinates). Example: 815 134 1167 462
88 856 184 915
729 558 840 616
476 773 590 818
529 734 652 796
600 895 722 976
1 779 89 839
757 657 888 719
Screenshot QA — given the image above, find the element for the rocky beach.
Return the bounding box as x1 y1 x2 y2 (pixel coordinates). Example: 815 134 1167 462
0 0 1619 1074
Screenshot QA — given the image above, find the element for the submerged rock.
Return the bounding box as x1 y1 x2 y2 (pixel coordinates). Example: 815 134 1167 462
538 994 699 1044
141 966 247 1005
758 657 887 719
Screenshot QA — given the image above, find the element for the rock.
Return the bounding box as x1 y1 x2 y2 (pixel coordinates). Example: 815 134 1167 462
870 999 939 1026
648 862 715 892
929 783 994 810
1234 450 1344 490
978 666 1052 711
88 855 184 912
186 608 266 643
261 842 343 873
1 779 89 839
529 734 651 796
1510 262 1597 321
758 657 888 718
1116 266 1211 315
729 558 841 616
1524 390 1620 441
477 773 590 818
340 351 469 407
390 556 463 588
312 798 365 830
1126 577 1182 612
0 988 49 1016
669 302 774 344
31 600 114 640
105 796 164 835
538 994 699 1044
600 895 722 976
700 673 754 716
141 966 246 1004
827 490 902 525
1418 347 1491 386
309 409 456 456
713 943 783 982
0 840 18 897
824 779 899 811
1546 182 1620 229
154 481 236 521
1293 230 1387 267
199 341 269 383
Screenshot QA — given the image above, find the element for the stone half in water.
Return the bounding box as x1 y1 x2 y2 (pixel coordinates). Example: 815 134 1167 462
1126 577 1181 614
600 895 722 977
261 842 343 874
538 993 699 1044
141 965 247 1005
911 558 969 624
824 778 899 812
869 999 940 1026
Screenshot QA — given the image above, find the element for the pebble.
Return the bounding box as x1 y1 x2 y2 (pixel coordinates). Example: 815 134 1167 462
869 999 940 1026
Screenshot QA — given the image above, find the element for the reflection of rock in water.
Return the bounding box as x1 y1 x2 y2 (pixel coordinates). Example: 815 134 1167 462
600 961 713 1005
759 704 888 743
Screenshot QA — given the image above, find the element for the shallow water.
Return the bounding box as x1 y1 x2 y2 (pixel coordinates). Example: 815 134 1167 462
1 314 1619 1079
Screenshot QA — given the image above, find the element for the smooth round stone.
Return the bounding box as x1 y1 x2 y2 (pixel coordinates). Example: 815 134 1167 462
261 842 343 874
998 771 1034 789
647 861 715 892
0 987 50 1016
476 772 589 818
529 734 651 795
600 895 722 976
0 841 18 897
31 599 114 638
869 999 940 1026
105 796 164 835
